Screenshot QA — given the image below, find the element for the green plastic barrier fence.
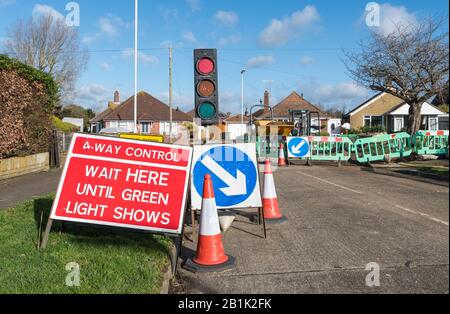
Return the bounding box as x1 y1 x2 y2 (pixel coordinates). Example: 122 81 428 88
413 130 449 155
340 134 359 142
353 132 412 163
308 136 353 161
255 135 283 160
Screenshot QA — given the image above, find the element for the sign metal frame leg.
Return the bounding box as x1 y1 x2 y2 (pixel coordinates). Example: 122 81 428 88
40 217 53 250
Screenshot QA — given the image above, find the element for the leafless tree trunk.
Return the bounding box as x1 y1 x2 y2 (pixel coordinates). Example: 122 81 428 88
5 13 89 102
344 17 449 135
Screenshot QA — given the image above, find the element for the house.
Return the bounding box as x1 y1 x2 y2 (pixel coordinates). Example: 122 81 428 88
224 114 250 140
90 91 192 136
90 90 121 133
343 92 448 132
253 90 331 134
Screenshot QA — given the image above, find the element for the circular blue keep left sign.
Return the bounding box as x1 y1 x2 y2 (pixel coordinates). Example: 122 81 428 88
193 146 257 207
288 137 310 158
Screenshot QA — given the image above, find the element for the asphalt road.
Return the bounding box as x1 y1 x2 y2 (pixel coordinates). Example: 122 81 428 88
181 163 449 294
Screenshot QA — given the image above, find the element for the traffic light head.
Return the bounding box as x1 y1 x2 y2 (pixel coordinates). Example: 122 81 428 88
194 49 219 125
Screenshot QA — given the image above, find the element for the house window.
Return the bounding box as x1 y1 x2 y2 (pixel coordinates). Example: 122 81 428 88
429 117 438 131
392 116 404 132
141 122 150 134
364 116 383 127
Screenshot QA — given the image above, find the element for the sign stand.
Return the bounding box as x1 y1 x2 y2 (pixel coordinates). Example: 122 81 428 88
40 217 53 250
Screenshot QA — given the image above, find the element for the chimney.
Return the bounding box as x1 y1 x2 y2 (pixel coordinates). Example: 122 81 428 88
114 90 120 104
264 90 269 112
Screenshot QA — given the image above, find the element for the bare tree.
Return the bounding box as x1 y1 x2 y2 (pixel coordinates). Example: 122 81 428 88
5 13 89 101
344 18 449 135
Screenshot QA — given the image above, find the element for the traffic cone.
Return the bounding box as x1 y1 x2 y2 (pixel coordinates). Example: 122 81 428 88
262 159 286 223
278 142 286 167
183 174 235 273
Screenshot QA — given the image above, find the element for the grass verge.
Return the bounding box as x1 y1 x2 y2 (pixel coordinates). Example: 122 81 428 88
0 194 172 294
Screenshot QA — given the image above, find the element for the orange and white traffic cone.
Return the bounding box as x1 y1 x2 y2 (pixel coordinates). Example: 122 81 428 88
278 142 286 167
183 174 235 273
262 159 286 223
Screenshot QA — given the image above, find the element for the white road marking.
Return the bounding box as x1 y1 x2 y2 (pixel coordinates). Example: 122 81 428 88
296 171 362 194
395 205 449 226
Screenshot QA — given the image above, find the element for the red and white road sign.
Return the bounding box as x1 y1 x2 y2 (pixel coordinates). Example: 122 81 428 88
50 133 193 234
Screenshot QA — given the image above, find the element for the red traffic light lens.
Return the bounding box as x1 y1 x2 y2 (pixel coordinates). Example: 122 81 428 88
196 80 215 97
197 57 215 75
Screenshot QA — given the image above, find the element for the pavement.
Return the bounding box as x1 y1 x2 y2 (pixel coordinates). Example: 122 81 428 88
180 163 449 294
365 159 449 185
0 168 62 210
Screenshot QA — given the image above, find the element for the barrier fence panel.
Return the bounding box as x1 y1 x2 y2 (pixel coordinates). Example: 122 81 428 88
255 136 283 161
413 130 449 156
353 132 412 164
308 136 353 162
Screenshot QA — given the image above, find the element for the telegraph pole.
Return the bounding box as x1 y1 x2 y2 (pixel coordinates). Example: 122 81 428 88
169 47 173 142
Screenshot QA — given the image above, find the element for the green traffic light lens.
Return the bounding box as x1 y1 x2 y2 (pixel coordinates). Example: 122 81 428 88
198 102 216 119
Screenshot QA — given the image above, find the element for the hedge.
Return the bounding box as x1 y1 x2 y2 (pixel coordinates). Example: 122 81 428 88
0 54 59 159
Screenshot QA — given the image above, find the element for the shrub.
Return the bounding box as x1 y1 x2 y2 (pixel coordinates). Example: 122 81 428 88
52 116 79 132
0 54 59 159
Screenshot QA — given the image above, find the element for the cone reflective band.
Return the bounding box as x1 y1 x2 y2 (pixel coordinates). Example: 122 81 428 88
262 159 285 222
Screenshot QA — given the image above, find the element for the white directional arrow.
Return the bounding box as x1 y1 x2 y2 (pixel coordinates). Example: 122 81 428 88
292 140 307 154
200 155 247 196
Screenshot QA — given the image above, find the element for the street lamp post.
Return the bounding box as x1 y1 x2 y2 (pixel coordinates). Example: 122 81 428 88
241 69 246 129
133 0 139 133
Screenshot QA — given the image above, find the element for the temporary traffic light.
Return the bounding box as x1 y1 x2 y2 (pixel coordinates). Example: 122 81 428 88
194 49 219 125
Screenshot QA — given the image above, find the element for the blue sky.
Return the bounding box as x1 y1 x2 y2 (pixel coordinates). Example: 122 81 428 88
0 0 448 114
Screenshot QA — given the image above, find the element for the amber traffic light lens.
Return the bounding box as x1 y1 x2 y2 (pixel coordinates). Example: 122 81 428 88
197 57 215 75
196 79 215 97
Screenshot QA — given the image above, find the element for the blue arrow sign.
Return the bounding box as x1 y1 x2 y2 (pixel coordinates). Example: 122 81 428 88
288 137 310 158
193 146 258 207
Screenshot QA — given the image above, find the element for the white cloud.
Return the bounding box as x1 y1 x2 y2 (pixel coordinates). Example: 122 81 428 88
219 91 242 113
368 3 418 36
218 33 240 46
160 40 184 49
247 55 275 68
100 63 111 72
259 5 320 47
307 82 369 107
186 0 201 12
72 84 111 110
182 31 197 43
300 56 314 65
82 14 130 44
122 48 159 65
214 10 239 27
0 0 15 7
32 4 64 21
98 17 117 36
159 91 193 111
